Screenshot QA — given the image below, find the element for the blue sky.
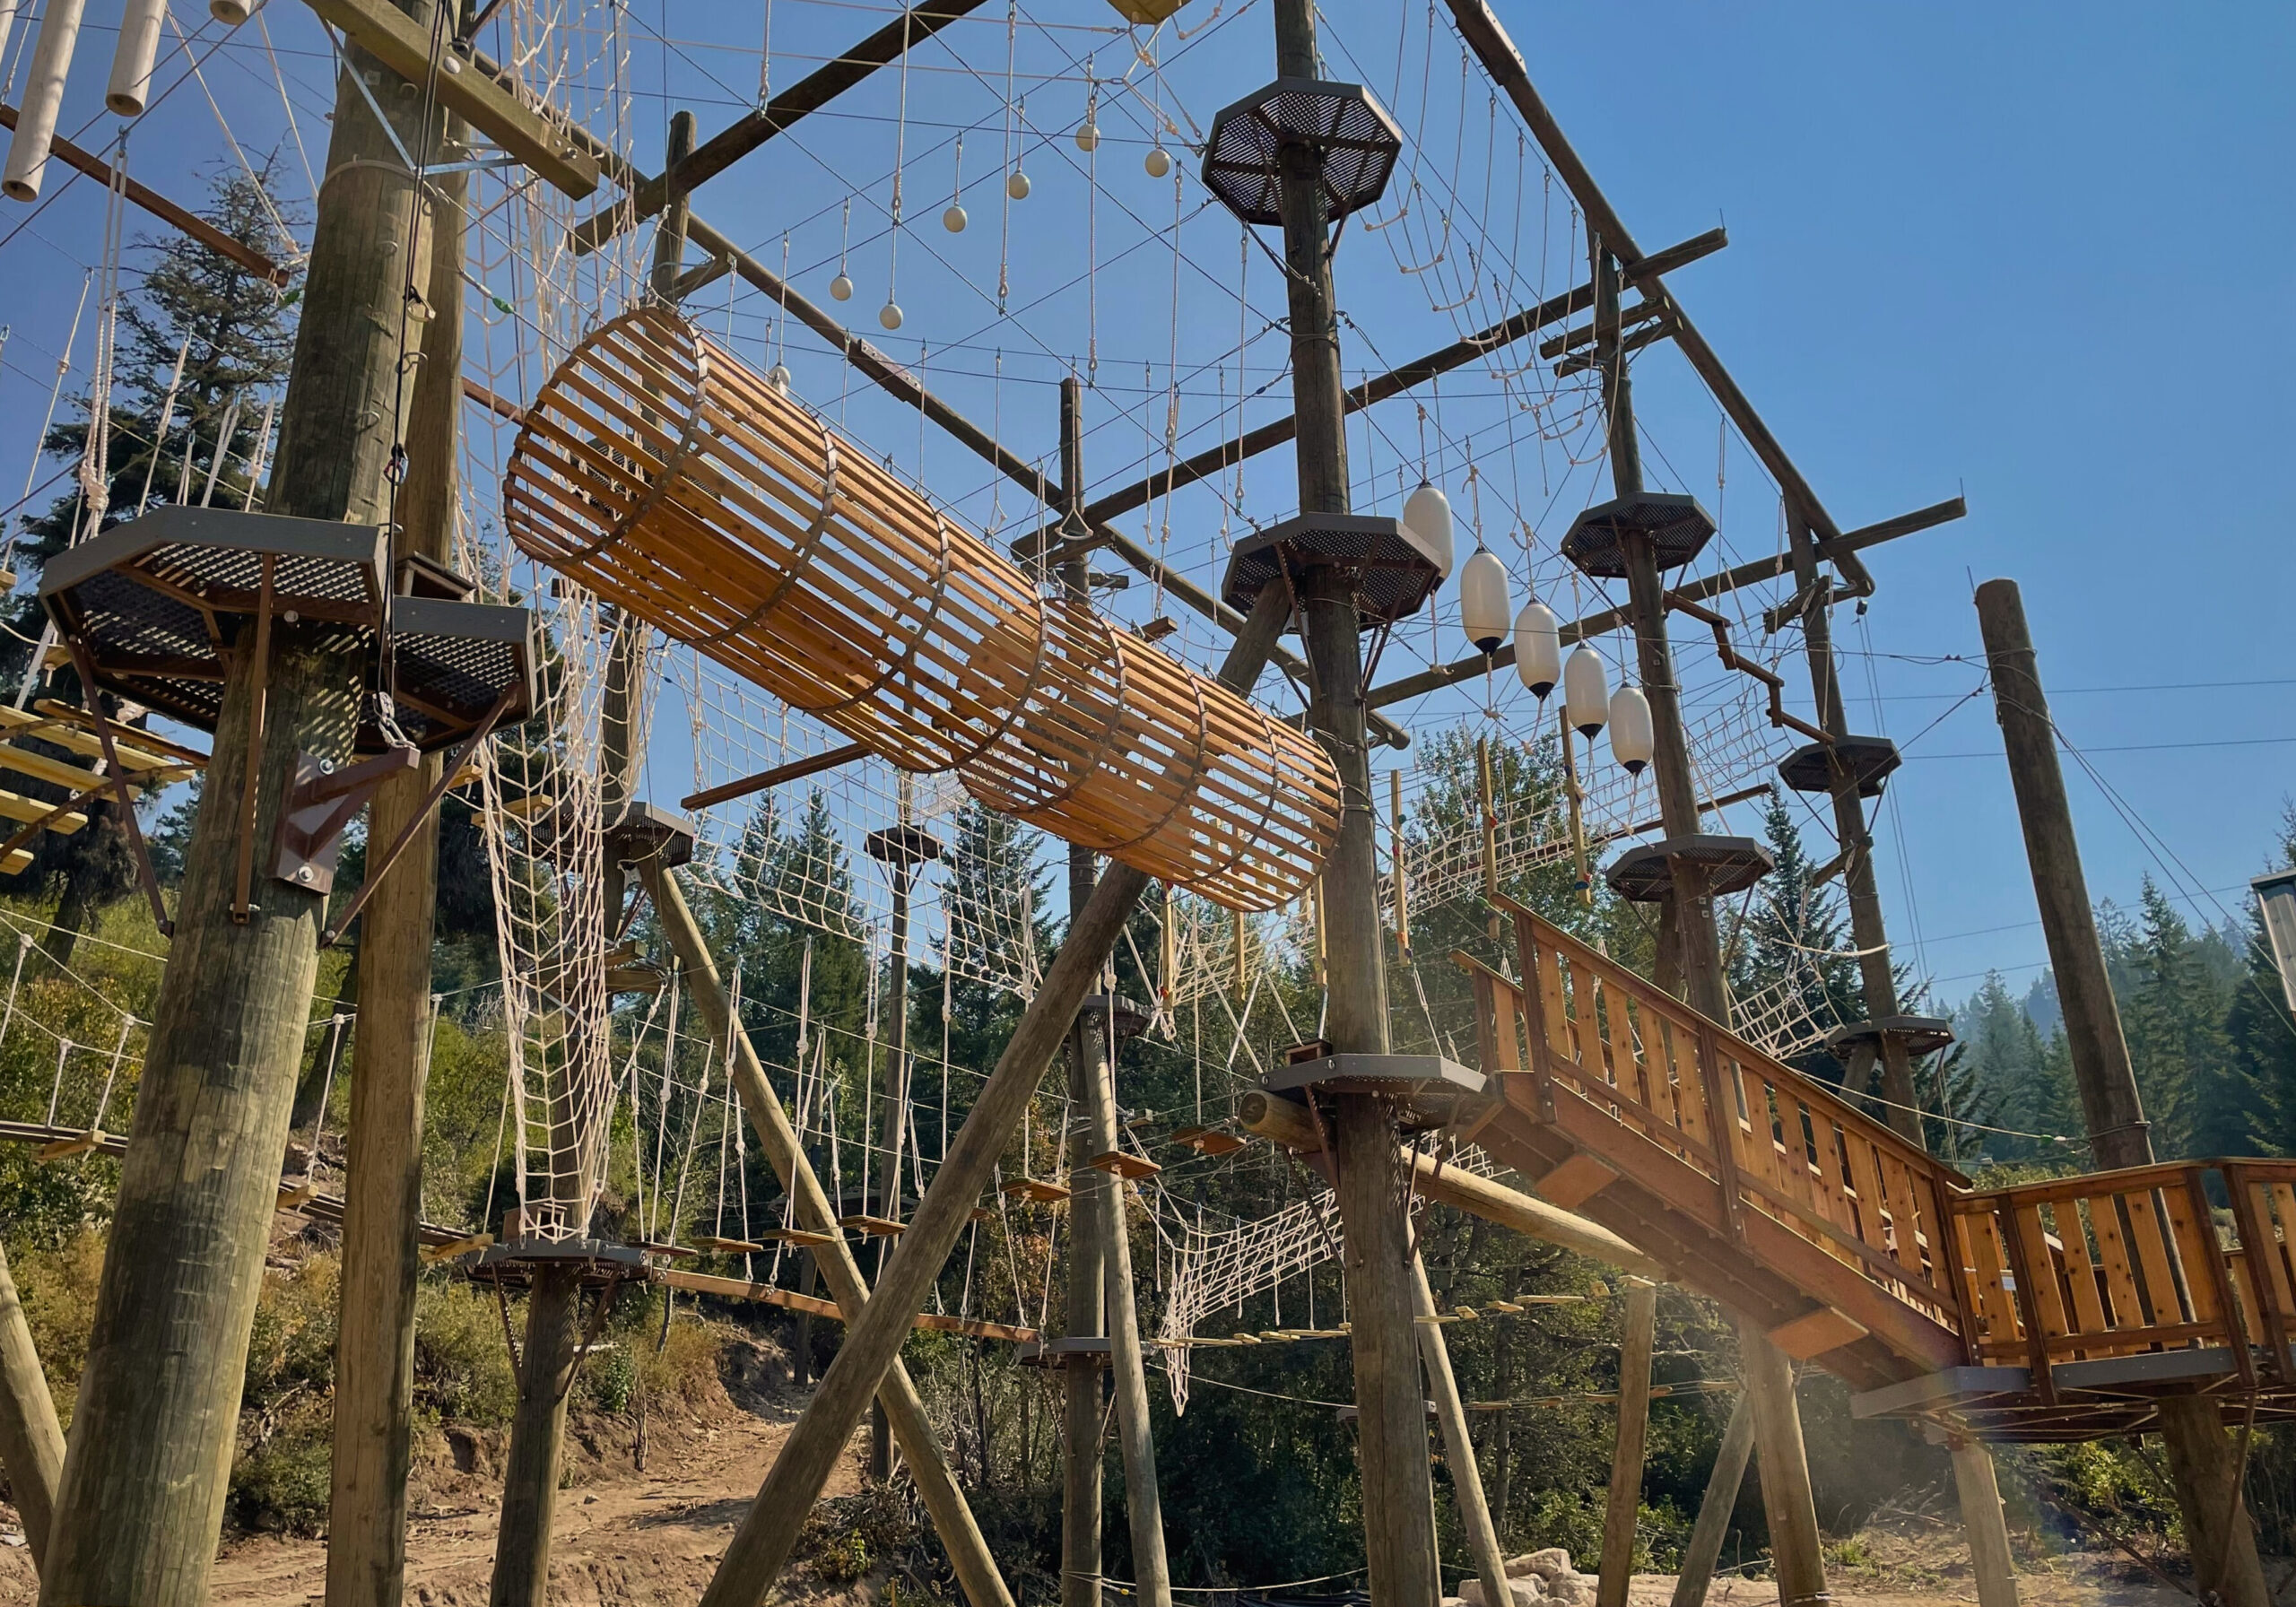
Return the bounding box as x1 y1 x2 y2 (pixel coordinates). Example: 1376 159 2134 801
0 1 2288 1007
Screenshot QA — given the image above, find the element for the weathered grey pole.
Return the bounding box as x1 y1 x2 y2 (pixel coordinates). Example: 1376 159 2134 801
1596 1278 1658 1607
1977 578 2261 1607
639 861 1017 1607
695 586 1293 1607
0 1244 62 1569
1666 1394 1753 1607
1588 239 1829 1607
492 111 690 1607
1057 379 1108 1607
1410 1256 1509 1607
326 97 466 1607
38 9 438 1602
1265 0 1432 1598
1791 527 2013 1599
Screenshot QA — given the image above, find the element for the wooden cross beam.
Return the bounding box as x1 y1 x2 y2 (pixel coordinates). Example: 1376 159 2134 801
568 0 989 254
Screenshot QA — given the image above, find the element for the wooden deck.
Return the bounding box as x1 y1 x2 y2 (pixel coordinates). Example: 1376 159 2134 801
1454 896 2296 1442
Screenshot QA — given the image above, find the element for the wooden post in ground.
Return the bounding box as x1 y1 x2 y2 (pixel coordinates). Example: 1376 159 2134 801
639 861 1017 1607
1667 1392 1753 1607
1596 1278 1658 1607
1586 239 1829 1607
325 97 467 1607
0 1243 62 1569
867 793 921 1484
1947 1436 2017 1607
1264 0 1433 1598
693 586 1292 1607
1978 578 2263 1607
39 11 441 1602
1411 1255 1509 1607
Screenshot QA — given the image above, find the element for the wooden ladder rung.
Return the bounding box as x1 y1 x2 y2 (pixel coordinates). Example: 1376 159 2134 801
0 703 196 774
0 787 87 835
1085 1150 1161 1181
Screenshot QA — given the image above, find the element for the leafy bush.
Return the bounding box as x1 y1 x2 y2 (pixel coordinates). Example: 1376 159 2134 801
10 1227 107 1420
586 1342 636 1414
229 1417 333 1535
413 1277 519 1427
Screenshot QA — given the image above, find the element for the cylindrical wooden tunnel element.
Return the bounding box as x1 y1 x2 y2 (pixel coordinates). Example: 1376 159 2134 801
504 307 1337 911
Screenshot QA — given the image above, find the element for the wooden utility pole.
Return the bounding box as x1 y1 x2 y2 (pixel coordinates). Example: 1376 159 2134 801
695 586 1293 1607
0 1244 62 1570
640 863 1016 1607
39 10 441 1603
1789 526 2016 1605
1977 578 2263 1607
491 105 693 1607
1056 378 1108 1607
1667 1394 1753 1607
1264 0 1433 1599
326 87 467 1607
1584 240 1829 1607
1410 1255 1510 1607
1596 1278 1657 1607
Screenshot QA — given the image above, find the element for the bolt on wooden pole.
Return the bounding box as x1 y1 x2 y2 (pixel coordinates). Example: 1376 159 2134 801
639 861 1017 1607
325 100 467 1607
1588 238 1829 1607
1411 1255 1509 1607
694 587 1292 1607
38 12 441 1602
1596 1278 1658 1607
1978 578 2260 1607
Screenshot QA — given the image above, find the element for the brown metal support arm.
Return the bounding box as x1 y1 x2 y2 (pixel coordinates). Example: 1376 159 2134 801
64 638 172 938
1366 496 1965 709
570 0 989 254
1664 591 1830 746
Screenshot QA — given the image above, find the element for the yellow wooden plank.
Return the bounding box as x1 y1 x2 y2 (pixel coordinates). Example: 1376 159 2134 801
1766 1306 1869 1360
0 787 86 834
0 705 181 773
0 744 136 802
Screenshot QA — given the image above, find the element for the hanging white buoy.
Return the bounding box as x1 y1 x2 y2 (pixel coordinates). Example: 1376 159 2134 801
1007 170 1031 200
1076 120 1100 153
1564 645 1610 738
943 204 968 233
1609 684 1654 774
769 363 792 395
1144 147 1171 178
4 0 88 203
1513 599 1561 698
878 301 903 332
829 273 853 302
209 0 265 22
1457 550 1510 656
107 0 167 116
1401 481 1455 578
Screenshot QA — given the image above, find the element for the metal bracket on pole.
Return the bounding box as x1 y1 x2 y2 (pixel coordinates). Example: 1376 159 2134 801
271 745 422 895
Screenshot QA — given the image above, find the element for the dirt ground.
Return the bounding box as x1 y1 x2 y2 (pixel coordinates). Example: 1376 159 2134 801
0 1385 2219 1607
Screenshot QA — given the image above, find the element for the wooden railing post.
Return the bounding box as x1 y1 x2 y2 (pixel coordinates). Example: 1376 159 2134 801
2223 1164 2292 1383
1692 1023 1744 1244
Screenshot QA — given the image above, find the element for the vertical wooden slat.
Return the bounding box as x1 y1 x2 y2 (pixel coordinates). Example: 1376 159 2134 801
2224 1166 2291 1382
2124 1190 2188 1331
2055 1199 2110 1358
1692 1022 1744 1244
1509 911 1556 1118
2088 1196 2145 1331
2178 1170 2253 1385
1961 1209 2020 1358
1994 1199 2058 1401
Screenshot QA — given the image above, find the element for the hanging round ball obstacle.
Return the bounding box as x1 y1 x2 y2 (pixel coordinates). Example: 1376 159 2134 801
503 306 1338 913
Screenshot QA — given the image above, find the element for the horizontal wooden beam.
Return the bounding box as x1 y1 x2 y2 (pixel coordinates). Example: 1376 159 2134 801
569 0 988 254
459 376 523 423
300 0 600 198
0 104 291 285
681 741 869 813
1365 496 1967 708
658 1266 1037 1343
1011 228 1728 568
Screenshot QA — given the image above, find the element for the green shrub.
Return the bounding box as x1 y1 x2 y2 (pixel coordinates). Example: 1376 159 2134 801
230 1420 332 1535
586 1342 636 1414
414 1277 518 1427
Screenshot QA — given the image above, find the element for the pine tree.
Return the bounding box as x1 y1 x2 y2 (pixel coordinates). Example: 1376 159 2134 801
3 160 300 960
1730 795 1863 1086
2231 807 2296 1155
2124 877 2234 1159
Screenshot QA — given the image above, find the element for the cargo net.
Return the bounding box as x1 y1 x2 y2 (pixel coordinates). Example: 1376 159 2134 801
672 651 1051 1002
449 0 649 1243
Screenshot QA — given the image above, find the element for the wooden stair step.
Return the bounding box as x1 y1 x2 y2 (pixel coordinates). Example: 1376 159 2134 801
0 787 87 835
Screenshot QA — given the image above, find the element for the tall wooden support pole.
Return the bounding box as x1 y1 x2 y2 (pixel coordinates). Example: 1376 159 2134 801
1266 0 1428 1599
1590 242 1827 1607
1791 533 2015 1601
1667 1394 1754 1607
696 587 1292 1607
326 97 467 1607
0 1244 62 1570
649 109 695 299
1057 377 1109 1607
1784 522 1918 1142
39 12 438 1603
1411 1255 1509 1607
868 839 915 1481
639 863 1017 1607
1596 1279 1658 1607
1976 579 2262 1607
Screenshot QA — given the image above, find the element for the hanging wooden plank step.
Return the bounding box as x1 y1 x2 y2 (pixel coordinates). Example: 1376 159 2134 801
0 704 200 777
1002 1177 1071 1203
631 1238 697 1258
757 1227 839 1247
35 1128 107 1161
0 848 30 877
837 1214 906 1237
1171 1126 1248 1156
693 1235 764 1254
0 744 140 802
1084 1150 1161 1181
969 1206 996 1222
0 788 88 835
33 700 209 766
421 1232 494 1265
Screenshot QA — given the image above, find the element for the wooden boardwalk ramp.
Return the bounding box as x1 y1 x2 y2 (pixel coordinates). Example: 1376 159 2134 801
1452 894 2296 1443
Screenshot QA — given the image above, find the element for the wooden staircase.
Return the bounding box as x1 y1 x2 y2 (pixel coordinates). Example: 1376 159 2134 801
1453 895 2296 1442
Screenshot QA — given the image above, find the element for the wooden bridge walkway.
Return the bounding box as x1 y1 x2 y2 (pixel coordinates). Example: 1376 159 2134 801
1454 894 2296 1442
